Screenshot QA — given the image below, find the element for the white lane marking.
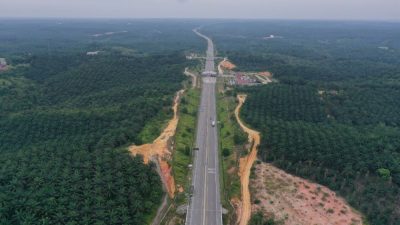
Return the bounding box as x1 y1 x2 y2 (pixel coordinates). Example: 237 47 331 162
211 86 222 225
188 80 208 225
202 84 211 225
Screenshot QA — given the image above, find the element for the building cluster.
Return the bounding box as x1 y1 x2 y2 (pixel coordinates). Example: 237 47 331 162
236 73 258 85
227 72 274 86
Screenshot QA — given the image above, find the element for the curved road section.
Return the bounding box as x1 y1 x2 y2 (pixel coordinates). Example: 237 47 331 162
186 29 223 225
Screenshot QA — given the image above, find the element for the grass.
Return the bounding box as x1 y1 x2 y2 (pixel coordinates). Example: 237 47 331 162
216 87 248 224
172 89 200 204
138 108 172 144
218 91 247 199
144 196 163 225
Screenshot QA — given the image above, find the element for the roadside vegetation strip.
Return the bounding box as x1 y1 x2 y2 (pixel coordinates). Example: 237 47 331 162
158 76 201 225
140 74 201 225
234 94 261 225
216 91 248 224
173 88 200 203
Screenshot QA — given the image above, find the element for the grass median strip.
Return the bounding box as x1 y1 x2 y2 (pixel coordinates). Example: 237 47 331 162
173 89 200 203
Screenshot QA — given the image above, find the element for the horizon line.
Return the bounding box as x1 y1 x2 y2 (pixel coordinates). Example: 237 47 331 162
0 16 399 23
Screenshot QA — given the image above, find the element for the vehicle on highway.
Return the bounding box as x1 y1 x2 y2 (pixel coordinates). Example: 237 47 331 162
211 120 216 127
190 185 194 196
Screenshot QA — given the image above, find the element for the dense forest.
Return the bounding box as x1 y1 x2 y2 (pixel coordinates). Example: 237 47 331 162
0 20 202 224
205 21 400 225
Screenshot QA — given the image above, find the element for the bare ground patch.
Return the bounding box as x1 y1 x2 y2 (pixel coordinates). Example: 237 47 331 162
218 58 237 75
251 163 363 225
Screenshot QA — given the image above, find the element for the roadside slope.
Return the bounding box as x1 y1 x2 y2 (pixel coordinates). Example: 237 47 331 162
130 89 185 198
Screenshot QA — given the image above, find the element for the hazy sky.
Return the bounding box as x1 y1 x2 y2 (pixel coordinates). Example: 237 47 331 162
1 0 399 21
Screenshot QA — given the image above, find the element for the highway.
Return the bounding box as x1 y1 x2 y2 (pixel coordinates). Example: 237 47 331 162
186 29 223 225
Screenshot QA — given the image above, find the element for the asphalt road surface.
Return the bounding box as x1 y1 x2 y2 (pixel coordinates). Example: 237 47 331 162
186 29 223 225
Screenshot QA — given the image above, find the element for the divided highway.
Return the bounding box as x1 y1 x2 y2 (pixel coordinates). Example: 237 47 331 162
186 29 223 225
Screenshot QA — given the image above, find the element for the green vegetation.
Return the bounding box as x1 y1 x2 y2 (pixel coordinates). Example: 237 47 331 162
173 89 200 203
205 21 400 225
0 19 205 224
204 21 400 82
241 84 400 224
249 212 281 225
1 53 187 149
217 92 246 198
0 52 188 224
138 110 172 144
377 168 391 180
216 89 248 224
0 20 204 56
0 146 162 225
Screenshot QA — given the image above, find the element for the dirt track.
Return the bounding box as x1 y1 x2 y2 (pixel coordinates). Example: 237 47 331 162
235 94 260 225
129 89 184 198
184 68 197 88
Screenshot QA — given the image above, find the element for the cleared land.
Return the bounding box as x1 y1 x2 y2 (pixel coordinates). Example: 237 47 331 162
251 163 363 225
218 58 237 75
